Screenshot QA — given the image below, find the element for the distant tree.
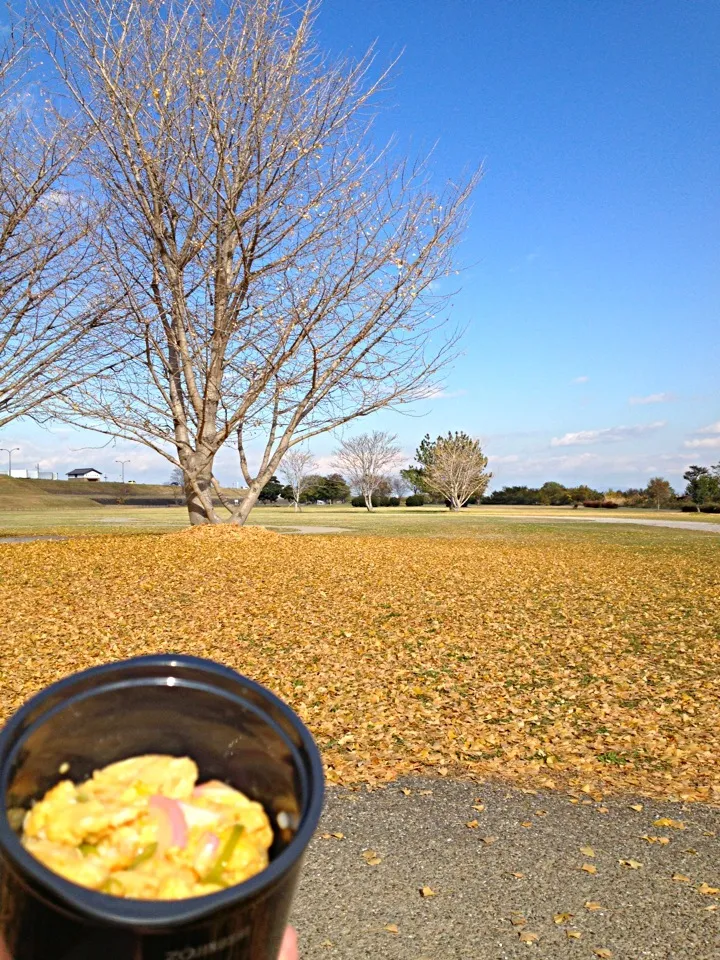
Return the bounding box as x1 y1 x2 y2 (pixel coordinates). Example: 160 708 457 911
414 431 491 511
258 476 283 503
537 481 572 506
400 465 425 494
390 474 411 500
318 473 351 504
333 432 402 511
279 450 318 512
645 477 675 510
168 467 184 486
484 485 540 505
568 484 602 508
684 465 719 506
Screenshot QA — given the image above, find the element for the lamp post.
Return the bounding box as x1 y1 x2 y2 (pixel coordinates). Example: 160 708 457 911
0 447 19 476
115 459 130 482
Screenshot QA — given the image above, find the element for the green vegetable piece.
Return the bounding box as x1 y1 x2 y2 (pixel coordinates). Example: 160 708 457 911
101 876 124 896
79 842 98 857
203 824 245 886
128 842 158 869
76 792 90 803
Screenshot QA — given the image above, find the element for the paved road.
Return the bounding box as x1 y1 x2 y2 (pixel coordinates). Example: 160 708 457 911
292 777 720 959
510 516 720 533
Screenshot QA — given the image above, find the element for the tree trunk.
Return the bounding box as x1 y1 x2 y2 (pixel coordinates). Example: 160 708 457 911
294 500 300 512
449 496 461 511
182 459 219 525
235 486 263 525
364 491 374 511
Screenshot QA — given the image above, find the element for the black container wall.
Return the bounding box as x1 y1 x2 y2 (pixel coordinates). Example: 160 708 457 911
0 655 325 960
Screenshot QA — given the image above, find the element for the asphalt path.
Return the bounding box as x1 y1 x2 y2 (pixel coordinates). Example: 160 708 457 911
291 777 720 960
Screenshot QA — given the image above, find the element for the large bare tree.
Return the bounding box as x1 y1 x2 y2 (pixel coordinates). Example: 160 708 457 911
333 431 402 511
0 26 113 430
415 431 491 511
278 448 317 511
45 0 479 524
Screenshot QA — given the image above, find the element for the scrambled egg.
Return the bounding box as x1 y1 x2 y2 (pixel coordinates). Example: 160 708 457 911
21 755 273 899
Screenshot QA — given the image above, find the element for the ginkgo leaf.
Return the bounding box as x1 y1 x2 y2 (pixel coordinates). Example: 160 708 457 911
481 836 498 845
419 885 436 898
466 819 479 829
521 821 533 828
553 912 573 924
580 846 595 857
510 915 527 927
654 818 685 830
384 924 399 934
593 950 612 959
672 874 691 882
698 883 720 895
518 931 539 944
619 859 642 869
400 788 411 796
629 804 643 812
584 901 602 911
566 930 582 940
582 863 597 874
473 803 485 812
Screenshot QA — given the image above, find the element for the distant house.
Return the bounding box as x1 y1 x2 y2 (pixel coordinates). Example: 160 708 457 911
66 468 103 482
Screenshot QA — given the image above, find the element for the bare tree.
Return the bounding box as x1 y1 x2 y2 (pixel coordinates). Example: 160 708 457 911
417 431 491 511
390 473 410 500
333 431 402 511
279 448 317 511
43 0 480 525
0 26 115 429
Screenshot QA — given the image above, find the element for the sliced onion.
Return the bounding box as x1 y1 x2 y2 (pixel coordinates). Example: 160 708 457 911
192 780 228 798
149 795 188 850
194 831 220 873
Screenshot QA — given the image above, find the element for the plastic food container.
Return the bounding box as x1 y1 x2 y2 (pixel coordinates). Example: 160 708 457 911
0 654 324 960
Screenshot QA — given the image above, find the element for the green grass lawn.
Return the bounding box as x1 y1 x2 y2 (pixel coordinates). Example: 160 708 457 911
0 502 718 545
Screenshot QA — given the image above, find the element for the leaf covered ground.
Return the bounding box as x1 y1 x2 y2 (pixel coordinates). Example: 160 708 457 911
1 526 719 802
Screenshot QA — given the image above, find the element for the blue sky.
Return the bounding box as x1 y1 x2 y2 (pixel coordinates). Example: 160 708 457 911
3 0 719 490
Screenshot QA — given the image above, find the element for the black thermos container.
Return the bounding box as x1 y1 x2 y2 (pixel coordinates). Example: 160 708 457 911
0 655 324 960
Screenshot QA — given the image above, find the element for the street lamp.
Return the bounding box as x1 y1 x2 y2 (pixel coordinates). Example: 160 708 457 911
0 447 19 476
115 459 130 482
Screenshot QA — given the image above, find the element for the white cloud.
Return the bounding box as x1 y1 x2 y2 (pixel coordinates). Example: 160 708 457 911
488 454 520 464
550 421 666 447
571 376 589 384
684 437 720 450
629 392 675 405
419 387 468 400
697 420 720 434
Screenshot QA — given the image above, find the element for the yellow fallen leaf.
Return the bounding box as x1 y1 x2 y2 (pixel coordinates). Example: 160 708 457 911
419 790 433 796
698 883 720 895
481 835 498 845
466 819 479 829
619 859 642 869
331 832 345 839
362 849 381 865
400 788 411 796
511 872 526 879
672 874 691 883
419 885 436 898
384 923 399 934
584 901 602 911
518 931 540 944
582 863 597 874
473 803 485 812
629 803 643 812
597 807 609 814
521 821 533 828
566 930 582 940
553 912 573 924
641 835 670 845
510 915 527 927
594 950 612 959
654 818 685 830
580 846 595 857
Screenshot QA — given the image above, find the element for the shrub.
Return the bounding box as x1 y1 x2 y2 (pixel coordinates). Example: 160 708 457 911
388 497 400 507
583 501 602 508
600 501 620 509
405 494 425 507
372 494 391 507
699 503 720 514
351 495 366 508
681 504 700 513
